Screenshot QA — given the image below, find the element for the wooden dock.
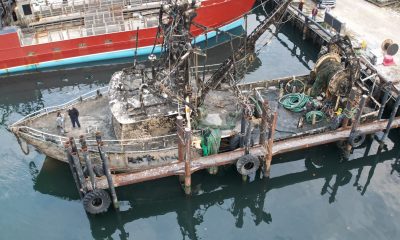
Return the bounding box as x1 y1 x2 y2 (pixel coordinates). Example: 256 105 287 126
93 117 400 189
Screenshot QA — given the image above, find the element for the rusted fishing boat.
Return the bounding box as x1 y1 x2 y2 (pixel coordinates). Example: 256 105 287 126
9 0 400 214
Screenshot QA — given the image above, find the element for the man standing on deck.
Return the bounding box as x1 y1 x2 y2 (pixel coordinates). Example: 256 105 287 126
68 107 81 128
298 0 304 12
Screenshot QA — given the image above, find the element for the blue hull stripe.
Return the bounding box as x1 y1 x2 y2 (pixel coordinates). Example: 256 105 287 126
0 18 244 75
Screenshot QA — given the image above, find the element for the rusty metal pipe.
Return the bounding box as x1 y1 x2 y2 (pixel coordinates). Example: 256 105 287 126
97 135 119 209
381 96 400 142
350 95 368 135
264 112 278 178
64 143 84 199
80 136 96 190
184 128 192 195
342 87 357 127
259 102 269 145
377 90 390 120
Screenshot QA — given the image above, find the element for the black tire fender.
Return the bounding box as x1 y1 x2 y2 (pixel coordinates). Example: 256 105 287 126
236 154 260 176
349 130 366 148
83 189 111 214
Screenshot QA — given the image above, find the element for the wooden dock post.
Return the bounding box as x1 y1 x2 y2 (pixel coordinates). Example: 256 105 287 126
342 87 357 127
264 112 277 178
380 96 400 142
377 90 390 120
79 135 96 190
177 116 185 182
184 128 192 195
96 133 119 209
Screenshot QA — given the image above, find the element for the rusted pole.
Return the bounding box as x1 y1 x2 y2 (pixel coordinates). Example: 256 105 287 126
184 127 192 195
259 102 269 145
377 90 390 120
64 142 83 199
177 116 185 182
244 119 252 155
380 96 400 142
342 87 357 127
69 137 87 194
240 111 247 148
177 116 184 162
344 95 368 160
264 111 278 178
302 18 308 40
80 135 96 190
350 95 368 135
96 133 119 209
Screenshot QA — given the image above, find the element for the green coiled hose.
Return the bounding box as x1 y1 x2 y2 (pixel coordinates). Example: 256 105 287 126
306 111 326 123
279 93 312 113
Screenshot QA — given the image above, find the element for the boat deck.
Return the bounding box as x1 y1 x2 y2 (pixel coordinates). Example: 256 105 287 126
28 94 116 141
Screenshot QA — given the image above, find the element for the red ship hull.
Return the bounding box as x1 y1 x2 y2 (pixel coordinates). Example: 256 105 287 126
0 0 256 75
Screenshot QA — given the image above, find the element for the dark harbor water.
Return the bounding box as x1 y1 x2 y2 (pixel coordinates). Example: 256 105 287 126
1 5 400 240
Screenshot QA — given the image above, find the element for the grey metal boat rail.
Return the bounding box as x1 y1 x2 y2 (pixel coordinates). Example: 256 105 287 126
11 85 182 153
11 86 109 126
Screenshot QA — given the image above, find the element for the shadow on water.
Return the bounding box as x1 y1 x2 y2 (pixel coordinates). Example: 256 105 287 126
30 130 400 239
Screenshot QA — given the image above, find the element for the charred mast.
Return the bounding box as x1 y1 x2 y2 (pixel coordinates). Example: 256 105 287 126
120 0 293 118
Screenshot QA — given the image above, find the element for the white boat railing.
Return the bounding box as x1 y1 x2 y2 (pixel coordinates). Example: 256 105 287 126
11 86 109 126
30 0 161 19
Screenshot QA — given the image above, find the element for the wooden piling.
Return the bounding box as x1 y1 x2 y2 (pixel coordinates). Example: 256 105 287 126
184 128 192 195
264 112 277 178
380 96 400 142
342 87 357 127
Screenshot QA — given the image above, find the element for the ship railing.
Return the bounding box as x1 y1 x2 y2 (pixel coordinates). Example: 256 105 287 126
16 125 202 153
30 0 160 19
11 86 109 126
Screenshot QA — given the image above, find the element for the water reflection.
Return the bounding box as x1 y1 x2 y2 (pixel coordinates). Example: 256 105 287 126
30 130 400 239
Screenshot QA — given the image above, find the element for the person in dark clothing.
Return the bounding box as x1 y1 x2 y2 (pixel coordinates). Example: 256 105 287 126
298 0 304 12
68 107 81 128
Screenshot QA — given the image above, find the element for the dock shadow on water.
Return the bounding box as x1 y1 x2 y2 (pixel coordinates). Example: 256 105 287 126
29 130 400 239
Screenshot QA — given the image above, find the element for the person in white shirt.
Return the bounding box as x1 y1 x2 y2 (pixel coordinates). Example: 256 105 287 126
56 112 65 135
